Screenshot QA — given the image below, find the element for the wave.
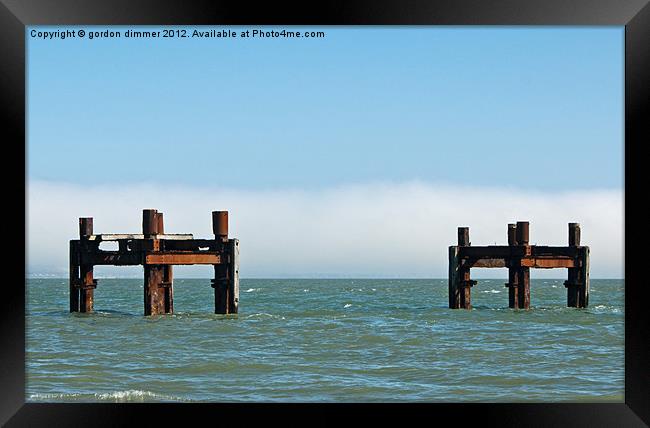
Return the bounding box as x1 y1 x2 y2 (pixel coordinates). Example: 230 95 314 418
29 389 190 402
243 312 285 320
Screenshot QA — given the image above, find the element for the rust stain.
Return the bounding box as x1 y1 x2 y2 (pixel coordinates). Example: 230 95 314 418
69 209 239 316
449 222 589 310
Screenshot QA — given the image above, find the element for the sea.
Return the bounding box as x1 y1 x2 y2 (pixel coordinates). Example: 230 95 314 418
26 278 624 402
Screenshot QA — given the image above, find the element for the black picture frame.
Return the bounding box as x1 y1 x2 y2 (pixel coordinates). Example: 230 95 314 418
1 0 647 425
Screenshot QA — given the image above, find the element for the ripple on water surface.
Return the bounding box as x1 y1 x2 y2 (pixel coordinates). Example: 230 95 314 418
26 278 624 402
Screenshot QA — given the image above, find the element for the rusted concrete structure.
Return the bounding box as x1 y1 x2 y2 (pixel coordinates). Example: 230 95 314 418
448 222 589 310
69 209 239 315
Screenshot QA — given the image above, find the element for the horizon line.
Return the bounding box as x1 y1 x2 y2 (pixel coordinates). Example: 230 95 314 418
26 276 624 280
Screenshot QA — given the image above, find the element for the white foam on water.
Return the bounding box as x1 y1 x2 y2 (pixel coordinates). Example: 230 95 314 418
344 304 352 308
29 390 187 402
96 390 179 402
245 312 276 319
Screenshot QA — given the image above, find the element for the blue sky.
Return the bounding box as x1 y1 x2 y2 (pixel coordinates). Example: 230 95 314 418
27 27 624 277
28 26 623 190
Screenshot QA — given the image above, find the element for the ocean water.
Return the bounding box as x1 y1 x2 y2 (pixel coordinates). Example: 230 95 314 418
26 278 624 402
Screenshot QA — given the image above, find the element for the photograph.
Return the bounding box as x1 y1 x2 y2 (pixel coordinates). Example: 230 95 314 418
1 0 648 426
25 25 624 402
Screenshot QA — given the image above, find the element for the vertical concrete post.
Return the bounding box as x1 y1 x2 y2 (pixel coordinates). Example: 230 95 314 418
458 227 472 309
566 223 580 307
506 223 519 308
228 238 240 314
212 211 228 241
79 217 93 238
566 223 589 308
516 221 529 246
78 217 96 312
142 209 158 237
519 267 531 309
212 211 237 314
143 209 166 315
515 222 531 309
579 246 590 308
144 266 165 315
458 227 470 247
157 212 174 314
156 212 165 236
568 222 580 247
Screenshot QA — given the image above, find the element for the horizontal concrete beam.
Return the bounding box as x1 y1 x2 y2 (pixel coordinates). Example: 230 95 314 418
145 252 222 265
468 257 576 269
87 233 194 241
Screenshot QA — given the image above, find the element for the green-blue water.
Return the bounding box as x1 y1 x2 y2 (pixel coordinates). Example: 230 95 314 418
26 278 624 402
